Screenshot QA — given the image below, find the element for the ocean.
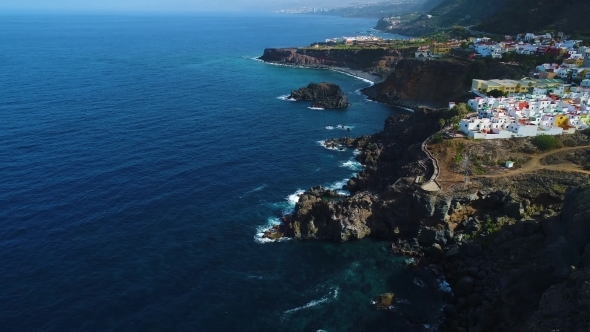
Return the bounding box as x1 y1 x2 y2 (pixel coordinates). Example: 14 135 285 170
0 13 447 331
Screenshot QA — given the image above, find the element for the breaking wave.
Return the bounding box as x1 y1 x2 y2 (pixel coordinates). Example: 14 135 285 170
340 159 363 171
254 217 291 244
278 95 296 101
239 184 267 198
283 287 339 314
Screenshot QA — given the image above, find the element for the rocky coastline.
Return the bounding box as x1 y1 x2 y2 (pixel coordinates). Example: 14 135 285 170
259 47 527 108
259 47 590 331
262 105 590 331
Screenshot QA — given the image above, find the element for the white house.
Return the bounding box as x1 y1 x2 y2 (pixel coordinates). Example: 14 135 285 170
506 123 538 137
524 33 536 41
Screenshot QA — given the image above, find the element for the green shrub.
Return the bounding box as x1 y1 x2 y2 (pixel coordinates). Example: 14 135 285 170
431 132 443 144
457 142 465 154
532 135 560 151
474 165 485 175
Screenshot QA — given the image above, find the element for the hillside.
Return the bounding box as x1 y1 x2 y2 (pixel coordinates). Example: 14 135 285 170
376 0 590 38
376 0 511 36
474 0 590 39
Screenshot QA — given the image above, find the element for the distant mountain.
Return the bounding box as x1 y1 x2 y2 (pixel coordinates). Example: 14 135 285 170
315 0 427 18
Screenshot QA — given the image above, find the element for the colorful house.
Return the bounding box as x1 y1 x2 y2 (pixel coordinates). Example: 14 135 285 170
430 43 451 55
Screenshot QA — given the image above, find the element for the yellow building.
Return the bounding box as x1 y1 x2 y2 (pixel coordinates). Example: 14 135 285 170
430 43 451 55
471 79 487 91
580 114 590 125
564 58 585 67
554 114 571 128
471 78 564 94
539 71 557 79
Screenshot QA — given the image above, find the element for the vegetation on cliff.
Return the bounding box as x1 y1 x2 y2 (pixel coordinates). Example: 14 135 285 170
475 0 590 40
376 0 590 39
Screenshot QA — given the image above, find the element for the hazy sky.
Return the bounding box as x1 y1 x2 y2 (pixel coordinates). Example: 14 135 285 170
0 0 348 12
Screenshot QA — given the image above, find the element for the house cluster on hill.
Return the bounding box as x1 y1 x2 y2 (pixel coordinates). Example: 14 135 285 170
535 57 590 86
458 79 590 139
324 36 383 44
414 32 589 64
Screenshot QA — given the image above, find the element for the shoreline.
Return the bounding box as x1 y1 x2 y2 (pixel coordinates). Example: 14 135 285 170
254 56 383 86
255 57 420 113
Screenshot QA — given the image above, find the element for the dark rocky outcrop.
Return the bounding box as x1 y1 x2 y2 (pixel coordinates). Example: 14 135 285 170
435 186 590 332
289 82 349 109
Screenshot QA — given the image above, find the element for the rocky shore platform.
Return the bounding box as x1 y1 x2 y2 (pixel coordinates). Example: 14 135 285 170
263 106 590 331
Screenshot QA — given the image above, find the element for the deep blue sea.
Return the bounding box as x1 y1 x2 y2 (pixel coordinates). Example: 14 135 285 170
0 14 447 331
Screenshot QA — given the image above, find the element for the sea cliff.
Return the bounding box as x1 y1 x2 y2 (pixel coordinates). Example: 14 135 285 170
260 47 526 108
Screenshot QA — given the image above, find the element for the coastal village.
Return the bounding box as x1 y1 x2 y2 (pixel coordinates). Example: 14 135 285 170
457 78 590 139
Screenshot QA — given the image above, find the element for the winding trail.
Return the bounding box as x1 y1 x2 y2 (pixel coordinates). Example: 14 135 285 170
473 145 590 178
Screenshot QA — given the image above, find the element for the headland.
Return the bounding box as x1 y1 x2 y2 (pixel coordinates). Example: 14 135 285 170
258 33 590 331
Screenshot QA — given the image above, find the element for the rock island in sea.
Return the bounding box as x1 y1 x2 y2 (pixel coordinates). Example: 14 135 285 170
288 82 349 109
258 41 590 331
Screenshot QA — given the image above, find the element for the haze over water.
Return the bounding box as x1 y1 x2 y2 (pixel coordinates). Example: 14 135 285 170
0 13 447 331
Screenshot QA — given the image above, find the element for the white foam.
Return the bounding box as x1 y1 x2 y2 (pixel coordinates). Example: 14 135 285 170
341 160 363 171
287 189 305 206
327 178 351 196
284 287 339 314
239 184 267 198
398 105 415 113
437 279 452 293
333 124 352 131
284 296 330 314
308 107 325 110
253 57 375 86
325 126 334 130
413 278 426 288
330 69 375 86
254 217 292 244
404 258 416 265
317 140 341 151
278 95 296 101
353 149 361 156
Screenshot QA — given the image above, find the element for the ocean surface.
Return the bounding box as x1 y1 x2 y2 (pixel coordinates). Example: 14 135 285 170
0 14 447 331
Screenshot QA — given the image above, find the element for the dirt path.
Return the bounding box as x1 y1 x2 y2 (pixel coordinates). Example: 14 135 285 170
474 145 590 178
